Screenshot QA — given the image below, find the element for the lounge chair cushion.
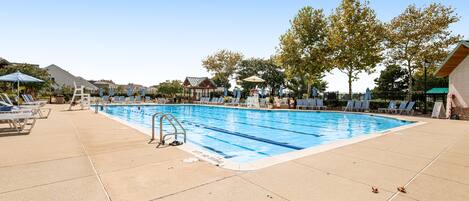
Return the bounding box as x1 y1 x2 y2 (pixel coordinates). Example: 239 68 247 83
0 106 13 111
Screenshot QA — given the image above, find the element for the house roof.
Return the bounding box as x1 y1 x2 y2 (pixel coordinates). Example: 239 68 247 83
45 64 98 90
435 40 469 77
426 87 448 95
183 77 217 88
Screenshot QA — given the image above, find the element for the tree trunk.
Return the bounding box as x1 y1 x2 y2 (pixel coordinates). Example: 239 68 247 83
407 61 413 101
348 70 353 100
307 81 312 99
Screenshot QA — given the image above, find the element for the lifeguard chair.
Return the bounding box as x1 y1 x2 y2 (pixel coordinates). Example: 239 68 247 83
68 82 91 110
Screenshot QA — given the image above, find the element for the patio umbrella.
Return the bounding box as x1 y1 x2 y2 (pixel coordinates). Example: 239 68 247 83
127 86 133 96
260 88 265 98
312 87 318 98
243 75 265 83
98 88 104 97
109 88 115 97
365 88 372 100
0 71 44 105
223 87 228 97
140 88 146 97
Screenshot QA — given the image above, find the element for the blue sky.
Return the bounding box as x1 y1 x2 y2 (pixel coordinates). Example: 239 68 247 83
0 0 467 92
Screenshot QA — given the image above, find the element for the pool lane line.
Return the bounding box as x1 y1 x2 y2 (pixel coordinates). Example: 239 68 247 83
116 107 405 138
204 135 270 156
188 107 379 132
181 120 304 150
188 140 237 159
118 106 407 133
182 111 323 137
193 106 408 128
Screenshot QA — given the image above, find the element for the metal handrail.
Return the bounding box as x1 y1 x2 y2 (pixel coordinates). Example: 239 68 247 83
148 112 164 143
149 112 187 145
159 113 186 144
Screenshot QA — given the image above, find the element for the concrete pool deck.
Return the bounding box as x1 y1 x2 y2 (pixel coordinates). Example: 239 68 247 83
0 105 468 201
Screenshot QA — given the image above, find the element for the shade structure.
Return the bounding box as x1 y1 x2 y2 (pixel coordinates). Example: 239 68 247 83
140 88 146 96
243 75 265 83
223 87 228 97
312 87 318 98
0 71 44 105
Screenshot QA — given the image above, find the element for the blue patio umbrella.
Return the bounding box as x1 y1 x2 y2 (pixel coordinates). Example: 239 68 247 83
127 86 133 96
109 88 115 97
365 88 372 100
0 71 44 104
140 88 146 97
98 88 104 97
312 87 318 98
236 88 241 98
260 88 265 98
223 87 228 97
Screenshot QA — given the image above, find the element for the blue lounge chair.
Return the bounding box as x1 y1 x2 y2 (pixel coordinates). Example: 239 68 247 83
397 101 415 115
316 99 327 110
307 99 316 110
390 101 408 114
353 101 362 111
378 101 396 113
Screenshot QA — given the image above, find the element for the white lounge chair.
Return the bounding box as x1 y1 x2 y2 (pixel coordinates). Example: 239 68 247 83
22 94 47 106
1 94 50 119
0 109 36 135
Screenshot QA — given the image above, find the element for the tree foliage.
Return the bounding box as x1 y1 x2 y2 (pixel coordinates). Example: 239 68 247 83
385 3 461 98
237 58 285 95
201 49 243 88
328 0 384 98
157 80 183 97
373 64 408 100
276 6 330 97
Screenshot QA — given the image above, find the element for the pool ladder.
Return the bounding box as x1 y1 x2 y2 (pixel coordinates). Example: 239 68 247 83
148 112 187 146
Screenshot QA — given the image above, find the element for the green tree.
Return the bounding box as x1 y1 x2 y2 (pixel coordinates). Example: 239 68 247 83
286 75 327 98
276 6 331 97
202 49 243 88
328 0 384 99
237 58 285 95
0 63 51 96
385 3 461 98
157 80 183 97
373 64 408 100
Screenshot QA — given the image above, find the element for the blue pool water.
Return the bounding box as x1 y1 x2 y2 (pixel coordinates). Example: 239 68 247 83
102 105 411 163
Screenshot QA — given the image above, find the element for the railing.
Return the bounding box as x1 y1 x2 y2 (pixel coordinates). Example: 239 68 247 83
148 112 186 146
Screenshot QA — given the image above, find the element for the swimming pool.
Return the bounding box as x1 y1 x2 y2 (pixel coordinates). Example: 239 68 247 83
100 105 411 164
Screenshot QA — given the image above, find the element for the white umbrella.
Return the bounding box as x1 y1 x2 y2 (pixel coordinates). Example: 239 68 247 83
243 75 265 83
0 71 44 105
